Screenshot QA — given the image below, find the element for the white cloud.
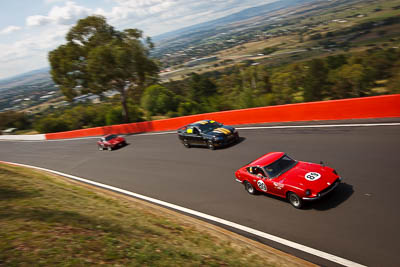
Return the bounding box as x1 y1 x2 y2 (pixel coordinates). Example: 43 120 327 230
98 1 175 22
101 0 271 36
45 0 67 4
1 0 271 78
49 1 91 24
0 25 22 35
26 0 269 35
114 0 171 9
0 25 69 78
26 15 52 26
26 1 92 27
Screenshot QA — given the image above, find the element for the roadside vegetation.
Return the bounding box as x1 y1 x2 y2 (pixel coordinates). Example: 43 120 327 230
3 46 398 134
1 48 399 134
0 111 32 133
0 163 309 266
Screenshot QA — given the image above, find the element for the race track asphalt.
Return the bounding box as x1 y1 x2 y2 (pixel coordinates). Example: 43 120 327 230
1 119 399 266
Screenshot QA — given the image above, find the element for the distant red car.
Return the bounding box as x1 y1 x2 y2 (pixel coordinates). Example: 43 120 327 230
235 152 342 208
97 134 126 151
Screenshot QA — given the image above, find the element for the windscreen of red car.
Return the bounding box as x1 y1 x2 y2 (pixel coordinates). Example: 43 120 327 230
263 155 297 178
105 135 117 141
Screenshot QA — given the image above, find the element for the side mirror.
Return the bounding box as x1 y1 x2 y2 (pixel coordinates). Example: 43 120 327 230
320 161 325 166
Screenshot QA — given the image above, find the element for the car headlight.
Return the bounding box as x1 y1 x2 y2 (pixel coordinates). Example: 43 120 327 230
305 189 311 196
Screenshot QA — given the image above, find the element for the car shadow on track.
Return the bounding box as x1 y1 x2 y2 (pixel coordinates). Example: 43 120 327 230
254 182 354 210
307 182 354 210
185 137 246 150
218 136 246 150
104 143 130 152
116 143 130 151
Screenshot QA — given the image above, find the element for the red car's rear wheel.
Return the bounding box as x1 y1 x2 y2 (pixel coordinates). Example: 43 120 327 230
244 181 256 195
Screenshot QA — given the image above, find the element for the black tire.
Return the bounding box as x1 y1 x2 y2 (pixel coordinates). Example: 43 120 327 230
244 181 256 195
288 192 303 209
207 140 215 150
183 139 190 148
98 145 104 151
107 146 112 151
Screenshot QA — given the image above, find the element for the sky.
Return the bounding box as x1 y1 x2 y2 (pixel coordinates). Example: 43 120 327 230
0 0 274 80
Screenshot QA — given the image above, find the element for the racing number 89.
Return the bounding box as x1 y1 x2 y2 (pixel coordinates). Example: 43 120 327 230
306 172 320 181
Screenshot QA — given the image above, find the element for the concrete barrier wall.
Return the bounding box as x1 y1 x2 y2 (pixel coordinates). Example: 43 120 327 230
44 94 400 140
0 134 46 141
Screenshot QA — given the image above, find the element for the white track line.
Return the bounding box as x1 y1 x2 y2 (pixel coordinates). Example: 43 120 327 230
46 131 177 141
130 131 176 136
47 136 100 141
237 122 400 130
1 161 366 267
1 122 399 142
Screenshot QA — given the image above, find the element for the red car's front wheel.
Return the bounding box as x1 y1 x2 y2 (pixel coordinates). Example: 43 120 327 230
288 192 303 209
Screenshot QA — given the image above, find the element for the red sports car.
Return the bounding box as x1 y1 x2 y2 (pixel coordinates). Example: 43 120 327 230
235 152 342 208
97 134 126 151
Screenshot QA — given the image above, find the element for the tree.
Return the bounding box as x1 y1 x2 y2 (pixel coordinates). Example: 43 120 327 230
270 72 294 104
329 64 367 98
239 86 255 108
386 60 400 94
34 117 70 133
48 15 158 122
188 73 217 100
141 85 177 116
216 68 242 109
357 48 399 81
270 64 305 105
326 54 347 70
303 59 328 101
0 111 31 131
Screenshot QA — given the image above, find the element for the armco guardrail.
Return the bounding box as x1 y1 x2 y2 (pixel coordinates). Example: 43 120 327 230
44 94 400 140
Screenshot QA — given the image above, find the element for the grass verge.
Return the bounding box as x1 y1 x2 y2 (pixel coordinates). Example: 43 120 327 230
0 163 314 266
